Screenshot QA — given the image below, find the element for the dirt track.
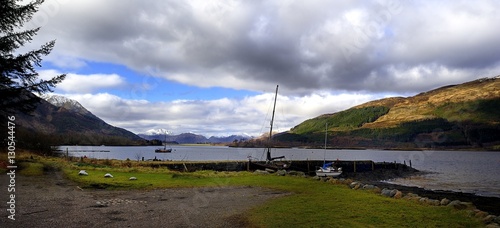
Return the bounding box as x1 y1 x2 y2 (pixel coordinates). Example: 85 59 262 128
0 172 287 228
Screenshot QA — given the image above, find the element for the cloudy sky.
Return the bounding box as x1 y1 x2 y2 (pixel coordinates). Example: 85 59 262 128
28 0 500 136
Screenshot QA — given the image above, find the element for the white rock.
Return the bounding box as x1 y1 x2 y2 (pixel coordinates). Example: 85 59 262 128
78 170 88 176
129 177 137 180
104 173 113 178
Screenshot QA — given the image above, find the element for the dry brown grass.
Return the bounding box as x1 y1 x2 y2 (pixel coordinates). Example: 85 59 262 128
363 77 500 128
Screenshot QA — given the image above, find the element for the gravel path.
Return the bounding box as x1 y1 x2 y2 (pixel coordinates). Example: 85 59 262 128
0 172 287 227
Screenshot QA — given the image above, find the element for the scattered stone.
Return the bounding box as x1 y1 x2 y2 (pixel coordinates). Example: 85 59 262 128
362 184 375 190
440 198 451 206
494 216 500 224
287 170 305 177
475 210 489 219
389 189 398 197
312 175 321 180
482 215 496 224
78 170 88 176
447 200 475 210
486 223 500 228
265 168 276 173
381 188 394 197
349 182 359 189
95 201 108 208
276 170 287 176
393 190 403 199
129 177 137 180
104 173 113 178
404 193 420 201
254 170 269 174
406 193 419 198
427 199 441 206
419 197 428 203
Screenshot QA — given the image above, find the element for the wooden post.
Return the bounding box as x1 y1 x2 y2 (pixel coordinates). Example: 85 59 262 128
307 159 310 174
372 161 375 171
409 160 412 168
66 148 69 160
353 161 357 173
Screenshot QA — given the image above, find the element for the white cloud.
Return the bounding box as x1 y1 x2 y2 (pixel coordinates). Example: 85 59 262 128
32 0 500 95
40 70 126 93
62 91 379 137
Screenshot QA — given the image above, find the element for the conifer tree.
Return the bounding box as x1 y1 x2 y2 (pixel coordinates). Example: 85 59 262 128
0 0 65 114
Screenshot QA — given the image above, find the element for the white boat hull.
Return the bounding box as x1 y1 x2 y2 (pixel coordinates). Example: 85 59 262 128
316 166 342 177
316 171 342 177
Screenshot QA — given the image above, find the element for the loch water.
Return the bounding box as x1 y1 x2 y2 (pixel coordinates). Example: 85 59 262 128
59 145 500 198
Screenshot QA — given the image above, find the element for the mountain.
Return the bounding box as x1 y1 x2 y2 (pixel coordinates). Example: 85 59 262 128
14 94 145 148
139 131 251 144
283 76 500 150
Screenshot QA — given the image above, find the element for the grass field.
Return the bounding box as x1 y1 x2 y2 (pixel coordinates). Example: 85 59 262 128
8 154 483 227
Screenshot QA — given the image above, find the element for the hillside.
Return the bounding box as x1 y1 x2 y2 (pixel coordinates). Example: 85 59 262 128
13 94 145 150
285 76 500 150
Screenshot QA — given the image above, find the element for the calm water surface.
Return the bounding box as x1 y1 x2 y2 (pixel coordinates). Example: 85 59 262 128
59 145 500 197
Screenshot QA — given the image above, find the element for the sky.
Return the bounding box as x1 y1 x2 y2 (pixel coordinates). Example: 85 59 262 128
24 0 500 137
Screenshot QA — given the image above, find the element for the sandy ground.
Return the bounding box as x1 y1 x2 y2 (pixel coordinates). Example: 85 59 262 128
0 171 287 228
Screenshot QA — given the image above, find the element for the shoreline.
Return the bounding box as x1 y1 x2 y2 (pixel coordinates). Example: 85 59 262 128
339 168 500 215
366 180 500 216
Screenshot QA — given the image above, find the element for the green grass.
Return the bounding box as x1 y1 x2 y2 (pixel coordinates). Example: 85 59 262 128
18 162 45 176
15 157 483 227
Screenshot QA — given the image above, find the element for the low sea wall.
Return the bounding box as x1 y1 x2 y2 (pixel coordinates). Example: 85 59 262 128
160 160 414 175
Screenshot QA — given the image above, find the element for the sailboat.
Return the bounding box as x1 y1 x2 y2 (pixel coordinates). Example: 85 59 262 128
249 85 291 171
315 123 342 177
155 130 172 153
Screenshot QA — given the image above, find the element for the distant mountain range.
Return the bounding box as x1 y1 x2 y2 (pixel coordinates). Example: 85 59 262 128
138 132 251 144
277 76 500 150
15 94 250 146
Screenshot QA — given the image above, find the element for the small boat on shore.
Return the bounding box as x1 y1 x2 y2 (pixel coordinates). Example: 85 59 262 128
316 123 342 177
249 85 291 171
316 162 342 177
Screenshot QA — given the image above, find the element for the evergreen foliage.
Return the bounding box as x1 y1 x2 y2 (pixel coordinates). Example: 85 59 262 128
0 0 65 114
291 106 389 134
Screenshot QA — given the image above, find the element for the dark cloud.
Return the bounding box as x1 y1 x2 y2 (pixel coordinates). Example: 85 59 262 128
37 0 500 95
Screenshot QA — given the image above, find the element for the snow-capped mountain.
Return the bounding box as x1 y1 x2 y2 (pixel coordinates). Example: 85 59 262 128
14 93 145 144
139 130 251 144
41 94 93 117
144 129 171 135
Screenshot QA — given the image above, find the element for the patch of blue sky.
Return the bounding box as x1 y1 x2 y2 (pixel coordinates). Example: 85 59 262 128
42 60 259 102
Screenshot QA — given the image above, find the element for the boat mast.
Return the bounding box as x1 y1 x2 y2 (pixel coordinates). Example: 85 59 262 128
323 123 327 165
266 85 279 162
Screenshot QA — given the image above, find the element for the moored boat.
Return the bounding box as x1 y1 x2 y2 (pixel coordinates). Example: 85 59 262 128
316 123 342 177
249 85 291 171
316 162 342 177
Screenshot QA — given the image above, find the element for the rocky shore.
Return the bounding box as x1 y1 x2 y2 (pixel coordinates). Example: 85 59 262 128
340 179 500 227
266 167 500 226
330 164 500 216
